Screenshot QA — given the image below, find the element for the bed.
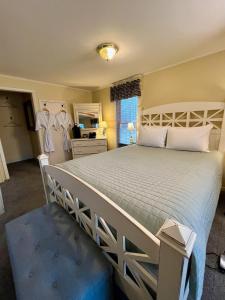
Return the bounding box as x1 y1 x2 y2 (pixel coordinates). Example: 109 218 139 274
38 102 225 300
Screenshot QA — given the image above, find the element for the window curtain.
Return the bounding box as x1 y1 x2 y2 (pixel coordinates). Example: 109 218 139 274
110 79 141 101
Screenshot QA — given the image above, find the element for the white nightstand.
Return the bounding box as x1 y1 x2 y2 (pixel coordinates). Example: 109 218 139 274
71 138 107 159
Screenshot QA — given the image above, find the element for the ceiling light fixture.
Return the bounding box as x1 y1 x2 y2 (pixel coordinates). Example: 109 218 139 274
96 43 119 61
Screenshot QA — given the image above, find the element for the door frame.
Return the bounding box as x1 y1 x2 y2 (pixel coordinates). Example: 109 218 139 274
0 86 42 155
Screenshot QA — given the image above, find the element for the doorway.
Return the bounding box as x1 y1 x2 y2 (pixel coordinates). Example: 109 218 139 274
0 90 40 168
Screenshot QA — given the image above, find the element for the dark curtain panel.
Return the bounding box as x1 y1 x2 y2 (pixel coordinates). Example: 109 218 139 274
110 79 141 101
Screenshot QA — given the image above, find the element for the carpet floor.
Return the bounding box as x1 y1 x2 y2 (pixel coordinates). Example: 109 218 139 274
0 159 45 300
0 159 224 299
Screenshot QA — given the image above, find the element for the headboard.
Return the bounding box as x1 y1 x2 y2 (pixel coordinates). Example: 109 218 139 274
141 102 225 151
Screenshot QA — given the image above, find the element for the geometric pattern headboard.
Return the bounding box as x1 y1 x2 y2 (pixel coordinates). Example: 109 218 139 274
141 102 225 151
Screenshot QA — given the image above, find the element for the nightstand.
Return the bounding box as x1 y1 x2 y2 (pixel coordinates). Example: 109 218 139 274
71 138 107 159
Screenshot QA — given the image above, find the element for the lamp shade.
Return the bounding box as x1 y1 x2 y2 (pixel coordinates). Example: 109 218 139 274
128 122 135 131
100 121 108 129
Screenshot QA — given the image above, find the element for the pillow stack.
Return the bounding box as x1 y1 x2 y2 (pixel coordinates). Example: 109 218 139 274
137 124 213 152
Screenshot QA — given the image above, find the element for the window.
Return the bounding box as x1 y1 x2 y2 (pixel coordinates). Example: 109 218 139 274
116 96 138 145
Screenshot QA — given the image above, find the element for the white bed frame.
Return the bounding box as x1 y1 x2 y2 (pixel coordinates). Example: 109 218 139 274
38 102 225 300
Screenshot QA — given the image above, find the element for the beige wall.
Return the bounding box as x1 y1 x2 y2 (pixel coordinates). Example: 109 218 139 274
0 74 92 162
93 50 225 150
142 50 225 108
93 88 117 149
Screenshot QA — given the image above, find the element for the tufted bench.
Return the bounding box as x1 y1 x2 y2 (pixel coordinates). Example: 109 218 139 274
5 202 113 300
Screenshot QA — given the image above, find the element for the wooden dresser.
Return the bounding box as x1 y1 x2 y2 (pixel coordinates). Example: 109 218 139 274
71 138 107 159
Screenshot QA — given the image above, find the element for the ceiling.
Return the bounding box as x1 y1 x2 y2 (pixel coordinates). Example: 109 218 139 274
0 0 225 90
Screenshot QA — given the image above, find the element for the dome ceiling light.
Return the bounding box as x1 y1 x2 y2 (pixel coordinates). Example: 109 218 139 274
96 43 119 61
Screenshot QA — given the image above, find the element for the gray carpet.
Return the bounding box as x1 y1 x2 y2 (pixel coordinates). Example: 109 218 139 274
0 159 45 300
202 195 225 299
0 160 224 300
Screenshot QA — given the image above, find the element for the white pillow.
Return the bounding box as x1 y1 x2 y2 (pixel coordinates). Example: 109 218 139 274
138 126 168 148
166 124 213 152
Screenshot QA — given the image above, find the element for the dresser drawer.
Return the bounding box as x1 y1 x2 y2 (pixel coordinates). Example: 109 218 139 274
72 145 106 155
73 154 89 159
71 138 107 159
72 150 106 159
71 139 107 147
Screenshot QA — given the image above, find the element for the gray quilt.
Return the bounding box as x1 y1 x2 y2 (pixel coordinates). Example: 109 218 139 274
59 145 223 300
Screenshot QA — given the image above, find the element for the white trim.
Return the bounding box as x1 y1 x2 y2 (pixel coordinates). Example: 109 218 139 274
143 48 225 76
0 86 42 154
73 103 102 136
6 156 34 165
39 99 67 109
0 73 91 92
0 86 34 94
143 49 225 77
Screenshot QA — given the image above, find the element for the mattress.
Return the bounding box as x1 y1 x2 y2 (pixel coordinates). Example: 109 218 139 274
58 145 223 300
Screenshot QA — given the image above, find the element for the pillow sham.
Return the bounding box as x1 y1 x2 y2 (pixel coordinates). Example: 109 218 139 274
166 124 213 152
138 126 168 148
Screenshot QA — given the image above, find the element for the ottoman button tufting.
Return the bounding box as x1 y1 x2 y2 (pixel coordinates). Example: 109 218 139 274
28 271 33 278
74 234 79 241
52 281 58 289
34 242 40 251
76 259 82 266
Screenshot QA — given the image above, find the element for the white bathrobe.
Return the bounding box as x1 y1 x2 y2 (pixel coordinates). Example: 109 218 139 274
56 111 74 152
35 111 56 153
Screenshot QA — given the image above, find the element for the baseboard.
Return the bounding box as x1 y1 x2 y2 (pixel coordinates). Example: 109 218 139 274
7 156 35 164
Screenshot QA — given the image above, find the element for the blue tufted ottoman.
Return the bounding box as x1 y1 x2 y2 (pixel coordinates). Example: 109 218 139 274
5 203 113 300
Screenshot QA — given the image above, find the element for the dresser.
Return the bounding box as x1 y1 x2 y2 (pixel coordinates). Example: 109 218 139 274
71 138 107 159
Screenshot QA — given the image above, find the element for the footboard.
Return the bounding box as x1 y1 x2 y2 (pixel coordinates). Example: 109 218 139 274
38 155 196 300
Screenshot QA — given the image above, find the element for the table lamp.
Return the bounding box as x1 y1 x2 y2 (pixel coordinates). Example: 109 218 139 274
100 121 108 137
128 122 135 144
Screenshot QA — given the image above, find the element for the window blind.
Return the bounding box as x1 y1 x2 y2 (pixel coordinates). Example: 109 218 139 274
116 96 138 145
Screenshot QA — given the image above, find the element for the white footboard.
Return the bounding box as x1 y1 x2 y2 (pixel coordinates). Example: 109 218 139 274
38 155 196 300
